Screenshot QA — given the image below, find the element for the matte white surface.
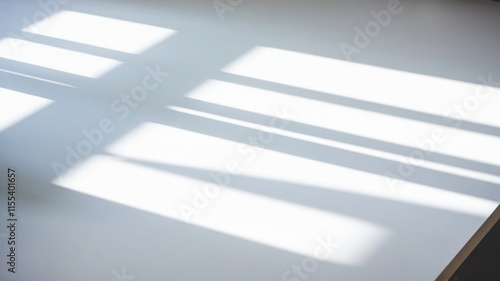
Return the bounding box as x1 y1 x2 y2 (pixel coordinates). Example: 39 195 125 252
0 0 499 280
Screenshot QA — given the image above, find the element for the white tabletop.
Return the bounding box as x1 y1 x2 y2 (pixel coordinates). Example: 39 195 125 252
1 0 499 280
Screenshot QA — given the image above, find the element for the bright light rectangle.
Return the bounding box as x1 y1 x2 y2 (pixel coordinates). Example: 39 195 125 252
26 10 177 54
53 154 388 266
221 46 500 127
185 79 500 168
0 88 53 132
0 38 122 78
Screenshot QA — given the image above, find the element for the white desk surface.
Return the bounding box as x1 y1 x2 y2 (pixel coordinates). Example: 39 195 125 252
1 0 499 280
